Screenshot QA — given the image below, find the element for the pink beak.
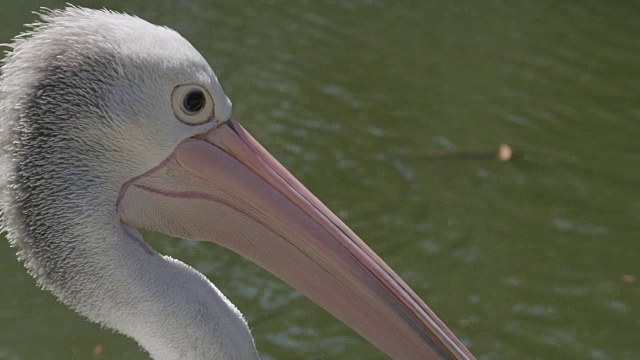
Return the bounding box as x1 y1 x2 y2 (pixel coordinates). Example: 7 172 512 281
120 119 475 359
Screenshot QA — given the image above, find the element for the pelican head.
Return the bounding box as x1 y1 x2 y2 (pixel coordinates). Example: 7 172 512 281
0 7 473 360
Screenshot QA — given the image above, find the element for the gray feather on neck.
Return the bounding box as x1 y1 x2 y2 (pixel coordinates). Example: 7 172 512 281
0 7 258 360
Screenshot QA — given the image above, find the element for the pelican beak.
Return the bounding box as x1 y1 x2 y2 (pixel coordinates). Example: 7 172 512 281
119 119 474 359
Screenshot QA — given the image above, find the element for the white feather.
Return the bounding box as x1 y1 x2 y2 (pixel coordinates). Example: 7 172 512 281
0 7 258 360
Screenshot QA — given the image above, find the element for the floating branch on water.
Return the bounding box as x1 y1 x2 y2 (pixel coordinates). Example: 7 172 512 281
416 143 514 161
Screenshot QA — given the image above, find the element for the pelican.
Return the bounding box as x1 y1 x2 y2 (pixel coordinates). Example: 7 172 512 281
0 7 474 360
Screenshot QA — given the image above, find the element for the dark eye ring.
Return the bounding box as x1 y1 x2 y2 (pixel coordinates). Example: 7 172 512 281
182 90 206 114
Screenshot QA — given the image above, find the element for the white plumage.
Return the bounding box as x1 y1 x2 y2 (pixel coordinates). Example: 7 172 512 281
1 7 258 360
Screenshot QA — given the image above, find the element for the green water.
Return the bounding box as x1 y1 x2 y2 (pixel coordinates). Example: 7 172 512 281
1 1 638 359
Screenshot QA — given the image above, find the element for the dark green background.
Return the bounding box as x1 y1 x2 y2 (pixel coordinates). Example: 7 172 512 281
1 1 638 359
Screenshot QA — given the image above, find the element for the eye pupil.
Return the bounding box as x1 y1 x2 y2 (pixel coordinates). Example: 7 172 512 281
182 90 206 114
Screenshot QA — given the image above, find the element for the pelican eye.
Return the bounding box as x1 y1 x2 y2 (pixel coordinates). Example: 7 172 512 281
172 85 214 125
182 90 205 114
